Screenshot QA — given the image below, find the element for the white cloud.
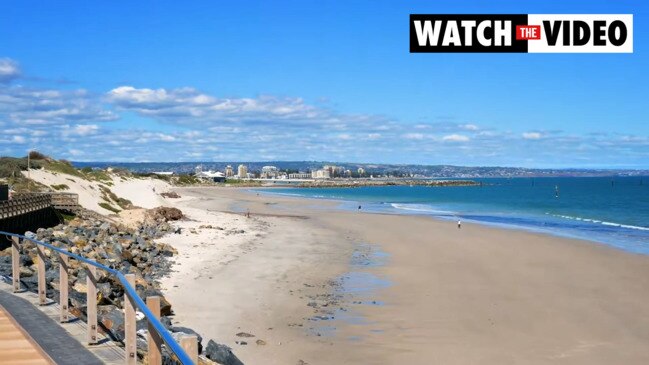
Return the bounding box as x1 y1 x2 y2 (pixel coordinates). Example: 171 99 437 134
12 135 26 143
522 132 542 140
107 86 328 124
461 124 479 131
157 133 176 142
443 134 470 142
0 86 117 125
70 124 99 136
0 58 20 83
403 133 425 140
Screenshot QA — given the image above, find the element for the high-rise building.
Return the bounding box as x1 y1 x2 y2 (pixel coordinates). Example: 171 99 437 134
261 166 278 179
311 169 331 179
225 165 234 177
237 164 248 178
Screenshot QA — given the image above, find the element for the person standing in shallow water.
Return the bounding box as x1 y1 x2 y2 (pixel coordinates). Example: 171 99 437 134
457 220 462 229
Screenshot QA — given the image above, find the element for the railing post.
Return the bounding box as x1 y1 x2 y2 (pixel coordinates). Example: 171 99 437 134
147 296 162 365
37 245 46 305
11 236 20 292
87 265 98 345
59 255 69 322
124 274 137 365
180 335 199 365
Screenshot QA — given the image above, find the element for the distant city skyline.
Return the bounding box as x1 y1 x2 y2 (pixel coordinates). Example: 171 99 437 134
0 1 647 168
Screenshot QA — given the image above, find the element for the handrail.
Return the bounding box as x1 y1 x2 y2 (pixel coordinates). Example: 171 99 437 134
0 230 194 365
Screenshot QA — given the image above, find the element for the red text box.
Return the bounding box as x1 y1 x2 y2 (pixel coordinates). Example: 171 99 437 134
516 25 541 40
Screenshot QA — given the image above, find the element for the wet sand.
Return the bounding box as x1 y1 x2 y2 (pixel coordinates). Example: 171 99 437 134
162 187 649 365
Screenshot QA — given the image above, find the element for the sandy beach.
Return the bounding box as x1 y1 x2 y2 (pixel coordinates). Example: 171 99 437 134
158 186 649 365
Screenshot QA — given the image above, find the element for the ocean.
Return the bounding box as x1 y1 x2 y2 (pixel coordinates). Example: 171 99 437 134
258 177 649 254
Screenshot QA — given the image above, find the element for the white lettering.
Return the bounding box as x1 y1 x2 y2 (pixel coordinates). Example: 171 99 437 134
442 21 461 46
477 21 491 46
414 20 442 46
461 20 476 46
494 20 511 46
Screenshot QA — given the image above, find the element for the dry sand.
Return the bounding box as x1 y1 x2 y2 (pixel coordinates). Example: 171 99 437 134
159 187 649 365
25 169 172 215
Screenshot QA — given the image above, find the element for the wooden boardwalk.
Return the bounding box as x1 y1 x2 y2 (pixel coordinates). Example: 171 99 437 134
0 193 80 220
0 280 125 365
0 305 52 365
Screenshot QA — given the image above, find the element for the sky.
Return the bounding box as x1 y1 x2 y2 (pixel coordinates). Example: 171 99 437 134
0 0 647 168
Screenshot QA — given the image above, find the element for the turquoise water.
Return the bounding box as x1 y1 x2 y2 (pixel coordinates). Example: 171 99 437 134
259 177 649 254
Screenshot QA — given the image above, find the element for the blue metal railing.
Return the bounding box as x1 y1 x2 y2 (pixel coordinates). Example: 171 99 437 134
0 231 194 365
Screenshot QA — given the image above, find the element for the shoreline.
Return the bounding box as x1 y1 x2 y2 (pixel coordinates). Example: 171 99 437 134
251 186 649 256
159 186 649 364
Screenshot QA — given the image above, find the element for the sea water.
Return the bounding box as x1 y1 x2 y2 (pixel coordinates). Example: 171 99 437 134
258 177 649 254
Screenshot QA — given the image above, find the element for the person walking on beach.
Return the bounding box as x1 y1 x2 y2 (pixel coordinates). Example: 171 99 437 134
457 220 462 229
358 205 362 211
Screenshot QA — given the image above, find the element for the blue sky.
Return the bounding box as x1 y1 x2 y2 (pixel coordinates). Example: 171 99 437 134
0 0 647 168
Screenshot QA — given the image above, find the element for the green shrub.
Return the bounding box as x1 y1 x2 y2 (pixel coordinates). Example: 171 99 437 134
99 186 133 209
176 174 200 185
43 160 84 177
98 202 120 213
51 184 69 191
28 150 49 160
0 157 41 178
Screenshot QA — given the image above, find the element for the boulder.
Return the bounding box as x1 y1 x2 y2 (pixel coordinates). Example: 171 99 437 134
204 340 244 365
149 207 184 222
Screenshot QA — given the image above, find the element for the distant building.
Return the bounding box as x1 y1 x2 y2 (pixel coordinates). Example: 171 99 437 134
237 164 248 178
288 173 311 179
322 165 345 177
195 165 225 182
311 169 331 179
357 167 365 176
225 165 233 177
261 165 278 179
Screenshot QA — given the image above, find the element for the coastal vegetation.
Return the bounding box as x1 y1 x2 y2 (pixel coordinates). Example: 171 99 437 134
50 184 69 191
98 201 120 213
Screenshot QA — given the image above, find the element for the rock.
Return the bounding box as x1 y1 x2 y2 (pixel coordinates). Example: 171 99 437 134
204 340 244 365
235 332 254 338
160 192 181 199
20 266 34 277
148 207 183 222
73 281 88 293
255 339 266 346
69 290 87 309
97 282 112 298
98 305 125 341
